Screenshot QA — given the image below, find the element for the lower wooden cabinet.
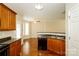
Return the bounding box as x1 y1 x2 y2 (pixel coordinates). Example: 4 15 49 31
9 39 21 56
9 46 16 56
16 39 21 56
47 38 65 56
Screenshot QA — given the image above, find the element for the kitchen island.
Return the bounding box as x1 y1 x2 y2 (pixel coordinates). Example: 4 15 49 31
37 32 65 56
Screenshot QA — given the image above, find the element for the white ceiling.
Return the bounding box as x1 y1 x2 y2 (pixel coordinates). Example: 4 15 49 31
4 3 65 21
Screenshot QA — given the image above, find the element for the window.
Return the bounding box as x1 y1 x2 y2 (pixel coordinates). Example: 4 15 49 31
23 22 29 35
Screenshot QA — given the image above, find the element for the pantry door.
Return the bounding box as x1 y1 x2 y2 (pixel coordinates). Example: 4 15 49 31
67 4 79 56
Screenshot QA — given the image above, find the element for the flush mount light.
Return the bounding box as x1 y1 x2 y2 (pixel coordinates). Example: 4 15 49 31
35 4 43 10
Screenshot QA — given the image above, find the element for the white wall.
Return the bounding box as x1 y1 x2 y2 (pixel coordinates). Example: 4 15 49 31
30 19 65 37
16 15 23 38
0 31 16 39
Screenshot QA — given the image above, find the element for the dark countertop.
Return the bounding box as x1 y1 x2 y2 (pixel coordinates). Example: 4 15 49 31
37 32 65 34
0 38 21 45
1 39 15 44
37 32 65 37
37 32 65 40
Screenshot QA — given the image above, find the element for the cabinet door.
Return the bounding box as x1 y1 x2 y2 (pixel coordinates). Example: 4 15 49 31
8 10 11 29
11 12 16 30
15 40 21 56
9 40 21 56
0 5 9 30
0 5 1 28
0 6 9 30
8 11 16 30
47 38 53 50
9 47 16 56
59 40 65 55
9 42 16 56
16 45 21 56
54 39 62 55
48 38 65 56
0 4 16 30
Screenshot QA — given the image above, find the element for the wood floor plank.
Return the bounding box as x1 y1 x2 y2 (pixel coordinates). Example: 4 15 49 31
22 38 60 56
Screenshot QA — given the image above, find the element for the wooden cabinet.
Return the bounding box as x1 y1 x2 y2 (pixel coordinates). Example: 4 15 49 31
0 3 16 30
47 38 65 56
16 39 21 56
9 39 21 56
9 45 16 56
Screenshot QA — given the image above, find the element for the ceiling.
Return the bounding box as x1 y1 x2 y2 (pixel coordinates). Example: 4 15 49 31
4 3 65 21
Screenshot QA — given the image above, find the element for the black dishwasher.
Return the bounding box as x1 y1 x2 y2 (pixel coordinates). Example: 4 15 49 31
38 36 47 50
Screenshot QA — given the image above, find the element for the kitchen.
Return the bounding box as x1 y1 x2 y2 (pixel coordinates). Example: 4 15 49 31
0 3 65 56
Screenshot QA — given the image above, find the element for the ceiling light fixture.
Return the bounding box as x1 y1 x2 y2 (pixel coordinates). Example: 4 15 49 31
35 4 43 10
33 20 40 24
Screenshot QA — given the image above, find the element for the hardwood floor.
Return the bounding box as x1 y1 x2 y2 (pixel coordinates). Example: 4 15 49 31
38 50 59 56
21 38 60 56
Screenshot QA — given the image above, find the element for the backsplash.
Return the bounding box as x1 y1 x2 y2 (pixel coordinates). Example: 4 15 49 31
0 31 16 39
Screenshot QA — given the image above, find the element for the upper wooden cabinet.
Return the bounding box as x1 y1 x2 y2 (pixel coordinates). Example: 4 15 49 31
0 3 16 30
